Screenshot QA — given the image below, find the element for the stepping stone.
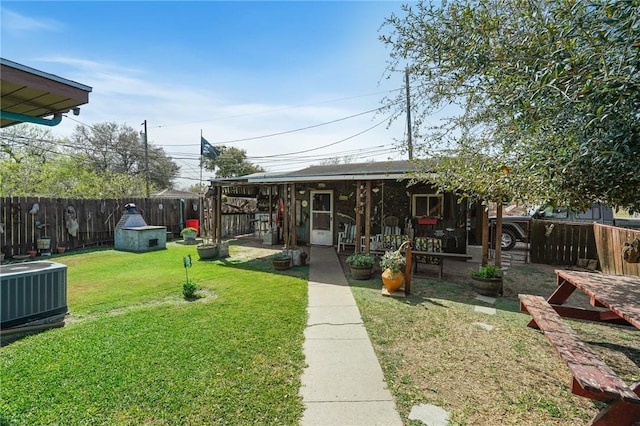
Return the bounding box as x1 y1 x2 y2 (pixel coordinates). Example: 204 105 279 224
474 305 496 315
408 404 450 426
473 322 494 331
475 295 496 305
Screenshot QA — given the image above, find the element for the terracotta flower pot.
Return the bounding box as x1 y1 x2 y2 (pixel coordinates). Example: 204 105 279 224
57 247 66 254
381 268 404 292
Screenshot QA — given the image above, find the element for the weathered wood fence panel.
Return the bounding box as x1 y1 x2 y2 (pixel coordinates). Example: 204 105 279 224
1 197 199 257
530 220 596 265
221 214 253 238
594 223 640 276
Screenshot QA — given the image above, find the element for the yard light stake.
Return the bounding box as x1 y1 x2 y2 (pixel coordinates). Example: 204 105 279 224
183 254 192 282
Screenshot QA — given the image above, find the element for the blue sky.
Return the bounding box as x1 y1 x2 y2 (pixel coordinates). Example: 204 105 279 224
1 1 414 187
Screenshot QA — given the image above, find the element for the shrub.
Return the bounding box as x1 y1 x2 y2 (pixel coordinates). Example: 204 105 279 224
379 250 406 273
182 280 198 298
180 227 197 236
471 264 501 279
346 252 375 268
272 252 292 261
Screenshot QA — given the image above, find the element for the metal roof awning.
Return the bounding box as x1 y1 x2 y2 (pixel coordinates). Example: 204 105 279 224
0 58 92 128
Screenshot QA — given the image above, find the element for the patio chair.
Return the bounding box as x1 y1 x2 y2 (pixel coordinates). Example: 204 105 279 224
337 223 358 252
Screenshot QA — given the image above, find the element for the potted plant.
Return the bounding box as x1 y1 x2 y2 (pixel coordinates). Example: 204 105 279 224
346 252 375 280
470 264 503 296
181 227 197 243
196 236 218 260
271 252 292 270
379 244 407 292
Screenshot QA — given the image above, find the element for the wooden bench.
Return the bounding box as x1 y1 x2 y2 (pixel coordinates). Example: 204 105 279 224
519 294 640 425
411 251 472 279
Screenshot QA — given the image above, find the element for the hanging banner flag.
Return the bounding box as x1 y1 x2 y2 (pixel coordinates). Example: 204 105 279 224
201 137 220 159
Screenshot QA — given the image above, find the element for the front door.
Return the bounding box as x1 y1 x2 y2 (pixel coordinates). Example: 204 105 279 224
310 190 333 246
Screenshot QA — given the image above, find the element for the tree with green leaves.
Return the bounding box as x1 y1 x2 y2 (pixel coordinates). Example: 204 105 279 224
0 123 163 198
381 0 640 211
71 122 179 190
202 145 264 178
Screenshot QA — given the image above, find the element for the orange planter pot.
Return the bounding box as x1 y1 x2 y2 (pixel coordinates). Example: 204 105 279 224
381 269 404 292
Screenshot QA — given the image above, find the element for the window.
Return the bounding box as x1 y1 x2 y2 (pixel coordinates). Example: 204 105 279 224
412 194 443 217
576 205 601 220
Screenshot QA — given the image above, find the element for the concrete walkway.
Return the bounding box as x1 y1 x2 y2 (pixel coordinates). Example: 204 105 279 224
300 246 402 426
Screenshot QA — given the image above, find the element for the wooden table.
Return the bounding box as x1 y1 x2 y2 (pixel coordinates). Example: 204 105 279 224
520 270 640 425
548 270 640 328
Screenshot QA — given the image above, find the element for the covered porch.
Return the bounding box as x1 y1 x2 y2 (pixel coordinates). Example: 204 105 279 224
206 161 477 255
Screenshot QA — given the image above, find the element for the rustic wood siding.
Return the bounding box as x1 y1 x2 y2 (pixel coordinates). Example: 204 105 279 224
594 223 640 276
530 220 597 265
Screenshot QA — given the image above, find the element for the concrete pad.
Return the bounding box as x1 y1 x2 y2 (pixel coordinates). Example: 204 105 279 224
302 401 402 426
474 305 497 315
308 285 355 306
305 323 370 340
473 321 495 331
408 403 450 426
475 295 497 305
307 305 363 326
301 339 393 402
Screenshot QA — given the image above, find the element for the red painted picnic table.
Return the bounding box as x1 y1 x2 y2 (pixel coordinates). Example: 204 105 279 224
527 270 640 425
548 270 640 328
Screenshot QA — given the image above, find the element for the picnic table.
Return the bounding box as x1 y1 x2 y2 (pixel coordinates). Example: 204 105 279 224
520 270 640 425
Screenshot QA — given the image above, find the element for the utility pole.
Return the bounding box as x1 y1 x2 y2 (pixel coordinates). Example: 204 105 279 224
142 120 150 198
405 68 413 160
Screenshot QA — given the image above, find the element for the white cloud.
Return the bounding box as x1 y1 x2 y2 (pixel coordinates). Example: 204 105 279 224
0 8 61 36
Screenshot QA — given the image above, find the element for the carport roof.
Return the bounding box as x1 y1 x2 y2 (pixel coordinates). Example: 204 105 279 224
1 58 92 128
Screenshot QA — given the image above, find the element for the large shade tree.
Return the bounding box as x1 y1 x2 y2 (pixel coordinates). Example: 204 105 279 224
0 124 169 198
72 122 179 190
381 0 640 211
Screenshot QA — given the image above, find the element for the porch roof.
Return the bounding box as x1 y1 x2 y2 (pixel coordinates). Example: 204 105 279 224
214 160 429 185
1 58 92 128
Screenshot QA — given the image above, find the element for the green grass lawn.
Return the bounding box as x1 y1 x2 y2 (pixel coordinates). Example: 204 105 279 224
1 242 308 425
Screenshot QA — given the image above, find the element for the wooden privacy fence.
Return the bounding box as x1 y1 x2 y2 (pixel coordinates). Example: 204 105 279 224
594 223 640 276
1 197 258 258
1 197 198 257
530 220 597 265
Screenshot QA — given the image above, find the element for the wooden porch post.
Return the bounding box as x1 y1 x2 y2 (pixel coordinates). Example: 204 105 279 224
283 184 289 249
364 181 371 252
481 203 489 266
355 181 362 253
291 182 297 248
495 203 503 268
268 185 273 229
216 185 223 244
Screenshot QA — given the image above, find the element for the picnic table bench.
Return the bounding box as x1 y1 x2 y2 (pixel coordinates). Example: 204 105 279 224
520 270 640 425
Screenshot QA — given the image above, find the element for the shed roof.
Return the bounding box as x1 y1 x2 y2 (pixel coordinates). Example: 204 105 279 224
1 58 92 128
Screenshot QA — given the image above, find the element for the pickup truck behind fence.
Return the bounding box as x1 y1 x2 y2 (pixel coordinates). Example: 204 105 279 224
492 204 640 250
